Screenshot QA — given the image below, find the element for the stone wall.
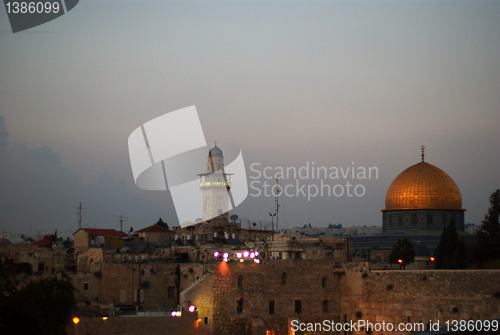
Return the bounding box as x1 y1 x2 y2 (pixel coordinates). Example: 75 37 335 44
72 262 193 312
340 265 500 335
181 261 500 335
180 273 215 334
182 259 344 335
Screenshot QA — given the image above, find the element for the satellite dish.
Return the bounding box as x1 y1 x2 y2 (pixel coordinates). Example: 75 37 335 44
230 214 239 222
180 221 196 228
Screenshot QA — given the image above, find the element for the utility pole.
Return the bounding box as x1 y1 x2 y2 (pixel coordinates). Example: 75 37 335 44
75 203 85 230
275 178 280 234
114 215 128 232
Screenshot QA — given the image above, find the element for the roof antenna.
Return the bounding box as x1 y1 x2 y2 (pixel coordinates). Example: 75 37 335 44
421 145 425 162
76 202 85 230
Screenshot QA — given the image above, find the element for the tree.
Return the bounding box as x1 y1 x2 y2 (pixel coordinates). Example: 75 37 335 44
389 238 415 270
156 218 169 229
0 263 76 335
474 189 500 266
434 217 467 269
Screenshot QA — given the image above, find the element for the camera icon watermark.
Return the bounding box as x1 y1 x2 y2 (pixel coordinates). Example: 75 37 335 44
3 0 79 33
128 106 248 227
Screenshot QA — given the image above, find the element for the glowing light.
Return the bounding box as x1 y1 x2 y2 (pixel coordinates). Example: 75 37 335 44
243 251 249 258
398 259 403 264
240 259 244 263
213 251 219 257
188 305 196 313
430 257 435 262
222 252 229 258
195 318 202 327
102 317 108 320
254 251 259 256
72 317 80 325
254 259 260 264
171 311 182 317
250 252 255 258
236 252 242 258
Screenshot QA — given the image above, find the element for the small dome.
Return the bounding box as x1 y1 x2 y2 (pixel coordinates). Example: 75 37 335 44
384 161 463 211
209 144 223 157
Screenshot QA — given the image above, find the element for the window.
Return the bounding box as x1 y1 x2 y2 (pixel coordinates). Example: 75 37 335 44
134 289 144 303
323 300 329 313
237 275 243 288
120 289 127 303
269 301 275 315
281 272 287 285
83 282 89 291
322 277 327 288
295 300 301 314
237 299 243 314
168 286 175 299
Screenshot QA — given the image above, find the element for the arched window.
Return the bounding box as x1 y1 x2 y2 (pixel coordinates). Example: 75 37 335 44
281 272 287 285
237 275 243 288
322 277 327 288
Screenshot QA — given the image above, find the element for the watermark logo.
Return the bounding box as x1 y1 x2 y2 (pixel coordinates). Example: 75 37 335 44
128 106 248 227
3 0 79 33
249 161 378 201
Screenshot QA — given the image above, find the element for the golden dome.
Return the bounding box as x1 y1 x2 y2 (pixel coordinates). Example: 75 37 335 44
384 161 463 211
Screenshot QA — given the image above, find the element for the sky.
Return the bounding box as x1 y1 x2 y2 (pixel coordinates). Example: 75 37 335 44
0 0 499 238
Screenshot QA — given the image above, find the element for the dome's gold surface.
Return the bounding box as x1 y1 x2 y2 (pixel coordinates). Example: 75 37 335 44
384 162 463 211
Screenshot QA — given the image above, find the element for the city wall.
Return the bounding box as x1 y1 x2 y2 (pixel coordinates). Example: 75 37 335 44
182 259 343 335
182 260 500 335
340 265 500 335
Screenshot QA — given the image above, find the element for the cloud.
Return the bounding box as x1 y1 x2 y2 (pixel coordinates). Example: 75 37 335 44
0 116 167 238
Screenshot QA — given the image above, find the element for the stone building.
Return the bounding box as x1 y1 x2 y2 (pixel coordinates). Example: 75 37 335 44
136 223 174 247
73 228 127 250
0 242 68 275
264 236 350 262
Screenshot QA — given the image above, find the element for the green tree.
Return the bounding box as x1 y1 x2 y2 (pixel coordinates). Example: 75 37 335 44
434 217 467 269
389 238 415 270
474 189 500 266
0 263 76 335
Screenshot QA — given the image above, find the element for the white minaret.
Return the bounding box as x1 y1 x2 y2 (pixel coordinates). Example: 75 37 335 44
199 143 232 221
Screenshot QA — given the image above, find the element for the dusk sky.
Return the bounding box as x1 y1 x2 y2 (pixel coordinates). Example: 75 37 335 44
1 0 499 238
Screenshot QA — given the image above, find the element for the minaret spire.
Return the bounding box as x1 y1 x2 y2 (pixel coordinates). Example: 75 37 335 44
421 145 425 162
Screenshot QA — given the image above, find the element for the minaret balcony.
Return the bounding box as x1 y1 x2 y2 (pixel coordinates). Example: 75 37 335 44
200 181 231 188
